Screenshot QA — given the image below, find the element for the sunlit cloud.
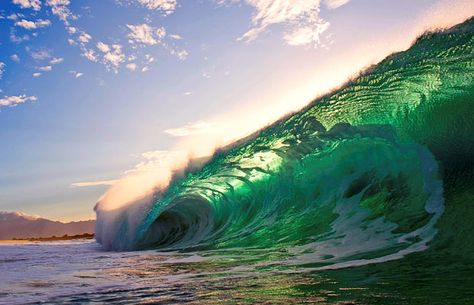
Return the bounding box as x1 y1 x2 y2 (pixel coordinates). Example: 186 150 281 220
126 63 137 71
81 48 98 62
223 0 338 47
50 57 64 65
171 49 188 60
99 43 126 71
12 0 41 11
71 180 118 187
15 19 51 30
284 22 330 46
324 0 350 9
77 32 92 43
46 0 76 24
97 42 110 53
126 23 166 45
128 150 183 173
135 0 177 14
169 34 182 40
67 26 77 34
7 0 186 74
32 72 42 77
164 121 217 137
0 95 37 107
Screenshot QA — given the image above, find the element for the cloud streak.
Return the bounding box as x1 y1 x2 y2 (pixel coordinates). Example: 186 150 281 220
71 180 118 187
324 0 350 9
0 95 37 107
164 121 216 137
15 19 51 30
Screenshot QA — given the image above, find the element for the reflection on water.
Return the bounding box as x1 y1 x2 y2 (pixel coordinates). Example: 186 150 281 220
1 241 473 304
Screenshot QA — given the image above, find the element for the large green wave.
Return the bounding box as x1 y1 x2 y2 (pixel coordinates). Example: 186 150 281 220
96 18 474 269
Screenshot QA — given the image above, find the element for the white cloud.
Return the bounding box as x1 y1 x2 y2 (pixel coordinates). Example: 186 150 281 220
78 32 92 43
135 0 177 14
127 23 166 45
81 48 97 61
32 72 42 77
96 42 126 70
284 22 329 46
47 0 76 24
67 26 77 34
10 29 30 43
169 34 182 40
184 91 192 96
37 65 52 71
29 49 51 60
164 120 216 137
0 95 37 107
127 150 183 173
145 54 154 63
10 54 20 62
69 70 84 78
103 44 125 72
71 179 117 187
6 13 21 21
172 49 188 60
228 0 333 47
50 57 64 65
126 63 137 71
15 19 52 30
0 62 5 79
141 66 149 72
324 0 350 9
12 0 41 11
97 41 111 53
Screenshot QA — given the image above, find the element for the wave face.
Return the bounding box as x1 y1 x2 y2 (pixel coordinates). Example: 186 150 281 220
96 18 474 269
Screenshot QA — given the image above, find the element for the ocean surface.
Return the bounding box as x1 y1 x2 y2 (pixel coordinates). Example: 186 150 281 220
1 240 473 305
2 18 474 305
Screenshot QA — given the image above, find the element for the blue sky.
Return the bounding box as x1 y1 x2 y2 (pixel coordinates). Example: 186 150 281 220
0 0 472 221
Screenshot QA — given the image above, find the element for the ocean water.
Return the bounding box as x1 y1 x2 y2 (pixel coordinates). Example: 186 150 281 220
1 240 474 304
2 17 474 305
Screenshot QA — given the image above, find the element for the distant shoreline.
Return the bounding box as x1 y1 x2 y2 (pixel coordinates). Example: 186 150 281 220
0 233 94 244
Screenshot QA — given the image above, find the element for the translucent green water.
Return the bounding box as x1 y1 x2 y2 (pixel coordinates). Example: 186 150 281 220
95 17 474 304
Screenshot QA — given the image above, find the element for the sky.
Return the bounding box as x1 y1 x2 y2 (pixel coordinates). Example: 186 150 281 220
0 0 473 222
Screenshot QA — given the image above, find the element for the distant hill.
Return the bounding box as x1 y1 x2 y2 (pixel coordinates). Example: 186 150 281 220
0 212 95 239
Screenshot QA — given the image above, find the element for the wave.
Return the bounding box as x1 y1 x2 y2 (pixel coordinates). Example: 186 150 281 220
95 17 474 269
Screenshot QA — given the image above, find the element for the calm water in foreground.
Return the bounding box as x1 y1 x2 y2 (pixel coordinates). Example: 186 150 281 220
1 240 473 305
